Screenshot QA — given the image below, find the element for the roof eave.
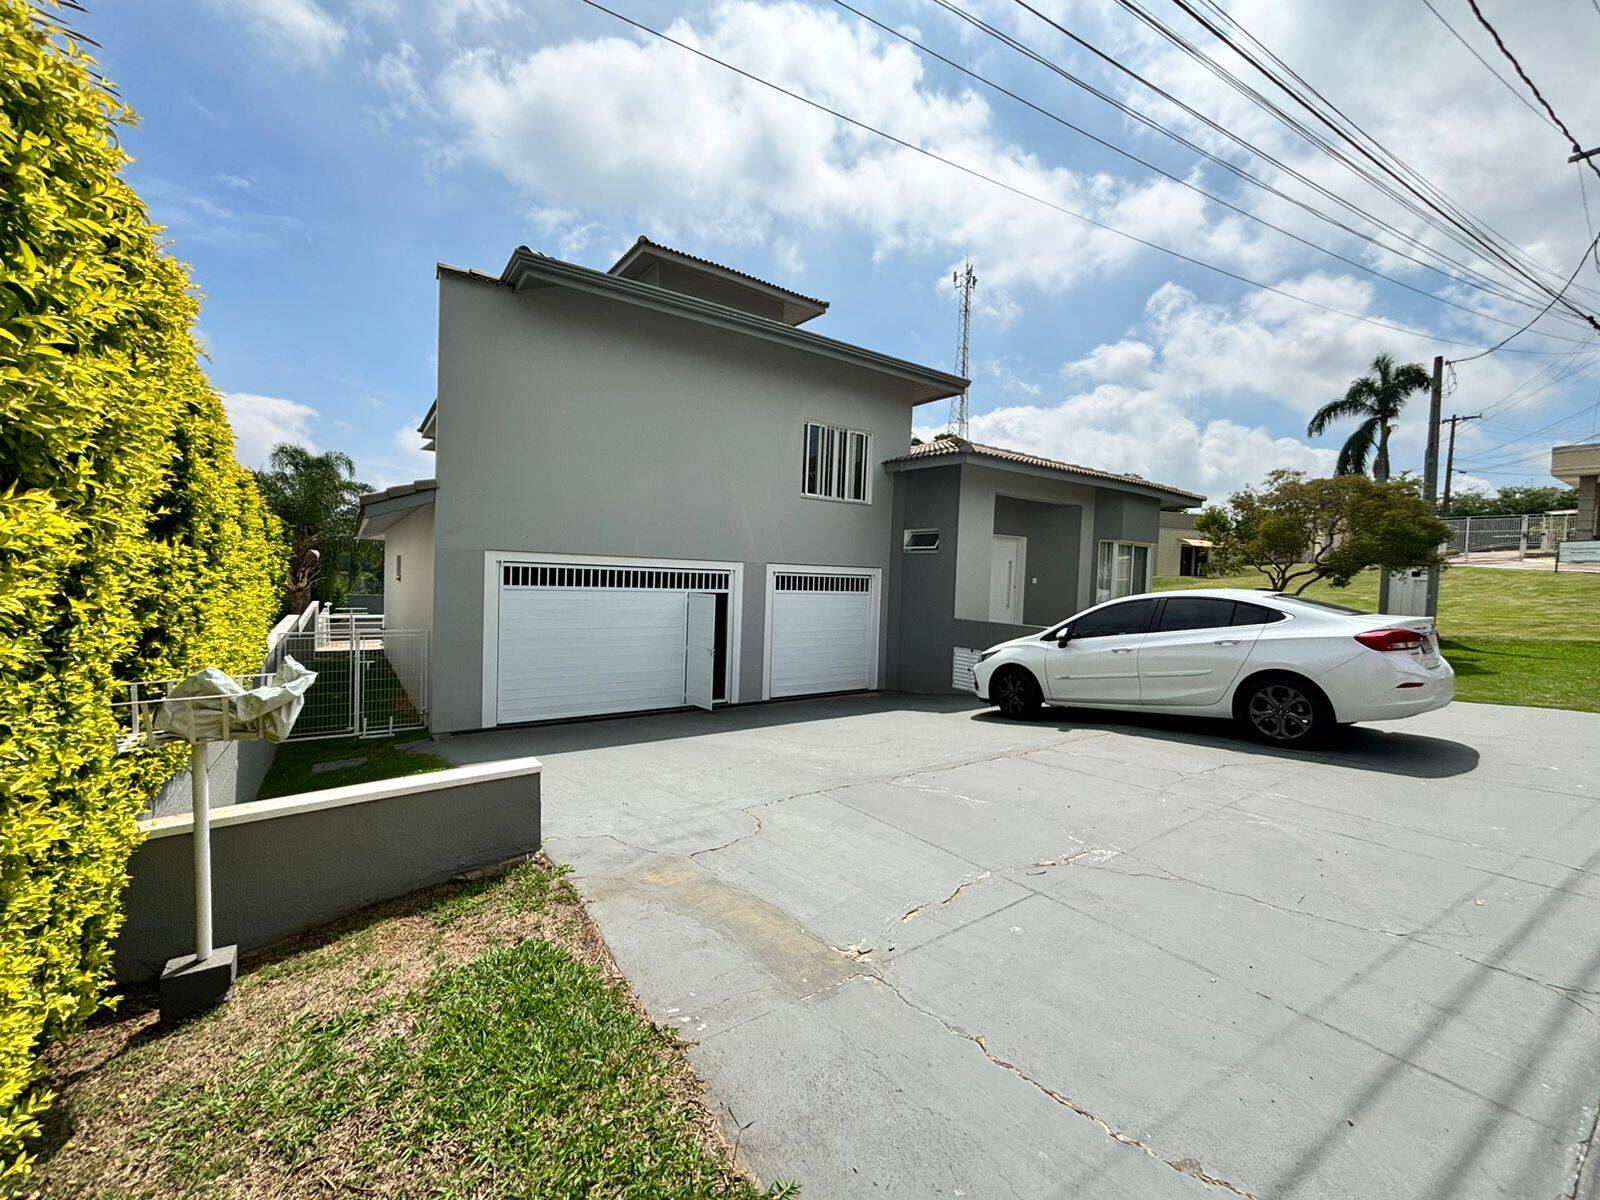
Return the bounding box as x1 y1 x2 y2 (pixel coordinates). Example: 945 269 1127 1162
501 247 966 404
885 448 1204 508
610 238 830 324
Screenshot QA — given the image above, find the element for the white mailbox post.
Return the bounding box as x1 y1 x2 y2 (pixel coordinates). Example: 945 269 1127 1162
145 658 316 1021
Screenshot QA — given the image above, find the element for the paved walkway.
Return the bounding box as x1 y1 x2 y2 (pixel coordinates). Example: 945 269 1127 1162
435 696 1600 1199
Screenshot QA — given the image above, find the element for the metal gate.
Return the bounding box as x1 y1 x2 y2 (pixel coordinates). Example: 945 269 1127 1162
268 612 429 739
1443 513 1576 559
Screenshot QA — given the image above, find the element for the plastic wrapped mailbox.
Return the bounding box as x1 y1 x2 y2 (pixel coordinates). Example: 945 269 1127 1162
154 656 318 744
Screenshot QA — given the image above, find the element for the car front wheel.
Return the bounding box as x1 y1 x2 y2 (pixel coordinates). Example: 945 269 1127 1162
991 667 1041 721
1238 676 1330 747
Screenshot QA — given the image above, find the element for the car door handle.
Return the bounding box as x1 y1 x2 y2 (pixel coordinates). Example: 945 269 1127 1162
1110 647 1134 654
1213 638 1241 646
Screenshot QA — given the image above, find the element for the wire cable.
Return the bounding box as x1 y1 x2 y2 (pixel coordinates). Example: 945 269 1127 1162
1465 0 1600 184
1450 227 1600 362
1000 0 1600 322
573 0 1570 354
826 0 1584 340
1417 0 1558 130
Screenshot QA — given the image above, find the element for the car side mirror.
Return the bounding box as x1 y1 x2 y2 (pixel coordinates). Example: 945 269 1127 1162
1052 629 1072 645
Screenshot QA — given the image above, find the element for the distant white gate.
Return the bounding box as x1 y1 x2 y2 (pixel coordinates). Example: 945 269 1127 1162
1442 513 1575 559
268 611 429 739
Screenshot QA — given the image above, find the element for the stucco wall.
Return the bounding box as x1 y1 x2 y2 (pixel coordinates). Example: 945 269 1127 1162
954 465 1098 621
993 495 1083 626
1156 510 1199 577
431 273 925 732
384 506 434 635
116 760 542 983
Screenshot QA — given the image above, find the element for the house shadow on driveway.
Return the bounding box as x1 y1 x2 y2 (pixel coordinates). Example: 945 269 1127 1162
978 704 1482 780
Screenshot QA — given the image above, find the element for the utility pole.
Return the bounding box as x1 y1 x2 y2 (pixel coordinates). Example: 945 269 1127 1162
1416 355 1445 618
1439 412 1484 515
948 260 976 439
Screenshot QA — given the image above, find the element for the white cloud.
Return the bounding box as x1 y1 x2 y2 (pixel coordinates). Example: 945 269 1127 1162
429 1 1284 307
224 392 318 467
212 0 346 65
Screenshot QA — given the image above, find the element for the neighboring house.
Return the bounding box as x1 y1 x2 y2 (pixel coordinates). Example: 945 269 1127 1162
1156 509 1209 578
1551 442 1600 540
357 237 1203 733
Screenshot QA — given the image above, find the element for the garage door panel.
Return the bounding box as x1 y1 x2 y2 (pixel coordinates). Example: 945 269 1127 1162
769 575 876 698
497 588 689 724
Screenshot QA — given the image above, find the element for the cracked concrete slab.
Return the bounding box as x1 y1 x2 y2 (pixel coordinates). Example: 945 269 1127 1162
431 693 1600 1199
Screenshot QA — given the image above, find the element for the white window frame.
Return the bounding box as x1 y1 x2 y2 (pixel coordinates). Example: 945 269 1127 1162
801 421 873 504
1095 539 1154 603
902 528 941 553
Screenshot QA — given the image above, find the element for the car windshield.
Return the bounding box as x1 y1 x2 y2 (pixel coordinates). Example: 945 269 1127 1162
1270 593 1370 616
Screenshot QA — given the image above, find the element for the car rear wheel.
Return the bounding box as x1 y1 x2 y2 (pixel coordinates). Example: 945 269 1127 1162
991 667 1041 720
1238 676 1330 747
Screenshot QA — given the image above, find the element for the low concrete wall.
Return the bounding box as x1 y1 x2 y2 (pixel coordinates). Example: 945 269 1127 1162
115 757 542 984
146 739 276 820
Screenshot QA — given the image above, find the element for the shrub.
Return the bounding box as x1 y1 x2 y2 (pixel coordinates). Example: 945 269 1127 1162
0 1 285 1175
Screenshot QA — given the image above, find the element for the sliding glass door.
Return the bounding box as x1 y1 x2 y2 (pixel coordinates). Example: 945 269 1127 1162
1095 540 1153 603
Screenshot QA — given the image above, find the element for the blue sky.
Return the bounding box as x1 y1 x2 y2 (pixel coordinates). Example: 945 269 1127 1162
80 0 1600 498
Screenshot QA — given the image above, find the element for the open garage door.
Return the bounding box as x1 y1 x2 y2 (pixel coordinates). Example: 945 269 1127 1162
495 561 729 724
766 568 879 698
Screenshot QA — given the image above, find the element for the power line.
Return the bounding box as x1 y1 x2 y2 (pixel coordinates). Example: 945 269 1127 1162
1450 227 1600 362
999 0 1600 322
1465 0 1600 184
1183 0 1600 304
1417 0 1557 130
928 0 1593 326
825 0 1587 340
1144 0 1600 330
574 0 1571 353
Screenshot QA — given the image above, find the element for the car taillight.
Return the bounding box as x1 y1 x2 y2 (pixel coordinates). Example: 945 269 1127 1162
1355 628 1425 652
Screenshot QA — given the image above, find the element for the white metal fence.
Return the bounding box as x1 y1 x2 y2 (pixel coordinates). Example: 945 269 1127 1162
1442 512 1575 558
121 607 429 746
268 611 429 739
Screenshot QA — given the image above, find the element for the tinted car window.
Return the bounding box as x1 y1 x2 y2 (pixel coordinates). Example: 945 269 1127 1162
1230 601 1285 626
1071 599 1158 639
1155 597 1237 633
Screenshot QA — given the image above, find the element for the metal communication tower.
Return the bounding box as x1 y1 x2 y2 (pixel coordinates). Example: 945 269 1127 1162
948 260 976 438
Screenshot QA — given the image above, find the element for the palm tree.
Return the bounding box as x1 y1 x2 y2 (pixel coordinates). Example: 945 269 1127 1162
1306 353 1431 482
254 444 371 613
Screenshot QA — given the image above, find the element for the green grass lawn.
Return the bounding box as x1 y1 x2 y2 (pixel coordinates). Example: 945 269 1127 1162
29 859 790 1199
256 735 452 800
1155 566 1600 712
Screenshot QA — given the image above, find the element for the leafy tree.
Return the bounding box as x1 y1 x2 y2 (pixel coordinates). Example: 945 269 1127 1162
1306 352 1432 481
1196 470 1452 593
1 1 282 1173
1445 484 1577 517
253 445 370 612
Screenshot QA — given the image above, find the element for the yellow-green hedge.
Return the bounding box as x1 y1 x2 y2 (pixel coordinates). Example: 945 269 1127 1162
0 2 285 1175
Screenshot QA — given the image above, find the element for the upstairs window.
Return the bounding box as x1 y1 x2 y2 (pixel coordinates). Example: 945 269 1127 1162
803 422 872 503
902 529 941 552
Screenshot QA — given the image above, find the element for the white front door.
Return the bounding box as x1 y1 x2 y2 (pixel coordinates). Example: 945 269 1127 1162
989 536 1025 622
685 592 717 711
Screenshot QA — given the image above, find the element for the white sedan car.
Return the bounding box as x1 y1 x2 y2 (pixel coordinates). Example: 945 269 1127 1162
972 588 1453 746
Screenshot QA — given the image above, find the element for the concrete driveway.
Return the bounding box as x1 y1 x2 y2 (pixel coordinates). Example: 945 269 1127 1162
434 696 1600 1200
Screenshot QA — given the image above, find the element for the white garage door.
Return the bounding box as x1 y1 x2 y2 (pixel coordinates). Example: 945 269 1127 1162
768 570 877 698
496 562 727 724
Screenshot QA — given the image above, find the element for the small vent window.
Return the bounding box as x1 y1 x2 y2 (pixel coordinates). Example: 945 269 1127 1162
802 422 871 503
773 572 872 593
501 563 731 591
902 529 940 553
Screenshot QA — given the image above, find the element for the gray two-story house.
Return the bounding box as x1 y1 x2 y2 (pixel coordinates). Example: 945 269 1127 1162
357 237 1202 734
